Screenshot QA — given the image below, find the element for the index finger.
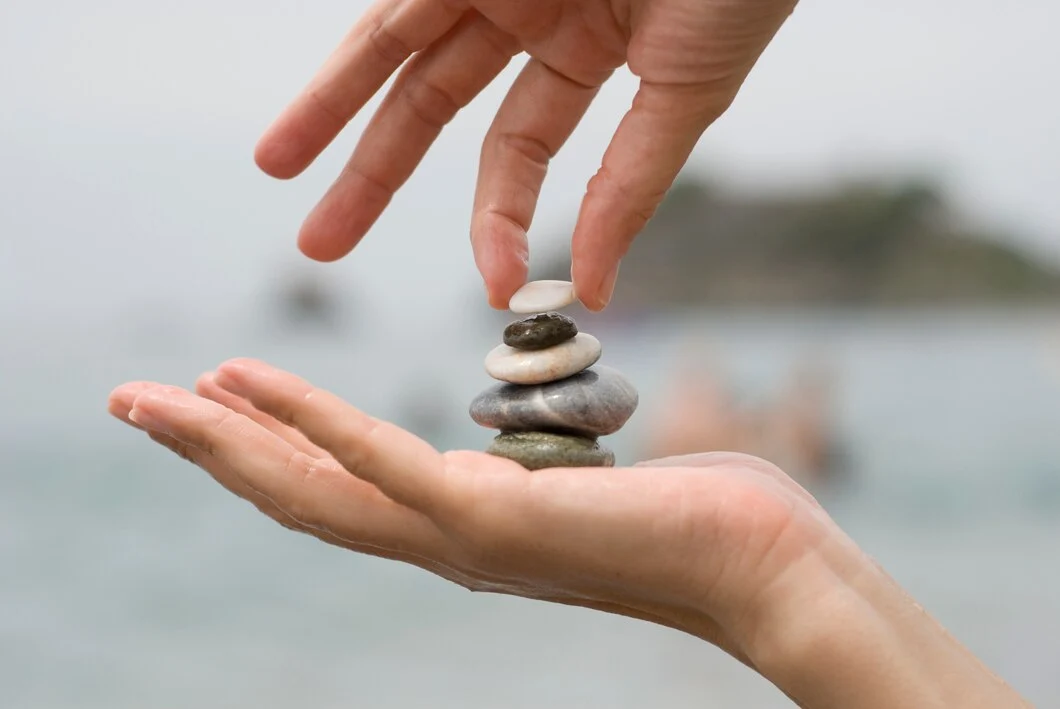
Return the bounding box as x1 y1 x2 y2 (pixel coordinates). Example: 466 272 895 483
255 0 469 179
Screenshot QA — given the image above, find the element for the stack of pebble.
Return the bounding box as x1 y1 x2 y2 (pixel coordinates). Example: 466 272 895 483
470 280 639 469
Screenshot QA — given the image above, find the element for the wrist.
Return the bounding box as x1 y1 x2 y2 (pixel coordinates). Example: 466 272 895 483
740 532 1030 709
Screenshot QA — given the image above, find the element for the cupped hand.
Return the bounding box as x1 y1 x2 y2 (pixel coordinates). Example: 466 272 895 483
256 0 799 310
108 357 853 672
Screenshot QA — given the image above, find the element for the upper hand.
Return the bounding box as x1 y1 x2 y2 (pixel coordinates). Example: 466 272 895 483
254 0 799 310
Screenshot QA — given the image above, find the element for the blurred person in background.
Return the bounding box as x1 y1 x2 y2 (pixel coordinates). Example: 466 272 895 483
109 0 1034 706
642 343 843 487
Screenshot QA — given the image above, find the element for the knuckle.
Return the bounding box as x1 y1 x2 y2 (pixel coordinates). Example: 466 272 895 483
496 132 554 169
268 398 302 430
279 452 319 525
476 21 519 59
306 87 348 127
334 415 382 478
401 74 461 129
368 18 413 66
587 165 666 226
172 441 198 466
342 163 396 200
207 409 251 456
265 384 318 432
285 455 349 533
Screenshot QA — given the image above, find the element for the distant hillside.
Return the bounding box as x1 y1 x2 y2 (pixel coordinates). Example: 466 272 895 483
530 175 1060 308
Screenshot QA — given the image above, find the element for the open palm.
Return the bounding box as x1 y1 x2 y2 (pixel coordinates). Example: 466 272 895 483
257 0 798 309
109 357 839 669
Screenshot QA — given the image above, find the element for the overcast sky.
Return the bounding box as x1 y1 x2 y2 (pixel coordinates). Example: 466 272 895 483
2 0 1059 327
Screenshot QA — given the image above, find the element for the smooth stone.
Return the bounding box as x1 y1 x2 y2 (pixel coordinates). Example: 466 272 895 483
487 431 615 470
470 365 639 437
503 312 578 351
509 280 576 314
484 332 601 385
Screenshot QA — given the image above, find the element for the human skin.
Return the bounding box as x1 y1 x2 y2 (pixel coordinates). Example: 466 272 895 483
254 0 800 310
110 1 1034 703
107 358 1032 708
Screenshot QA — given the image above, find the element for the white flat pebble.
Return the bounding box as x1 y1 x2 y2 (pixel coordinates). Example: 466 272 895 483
509 280 576 314
485 333 601 385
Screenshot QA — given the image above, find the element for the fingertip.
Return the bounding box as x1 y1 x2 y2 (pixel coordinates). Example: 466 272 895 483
214 358 264 392
218 356 273 374
254 135 303 181
470 215 530 311
297 211 355 263
127 385 191 432
254 103 338 180
485 288 506 310
108 381 156 404
215 358 299 399
486 278 520 310
109 381 160 408
472 212 529 310
580 296 607 313
197 372 254 415
570 258 608 313
487 273 525 311
108 381 158 421
572 268 606 312
296 174 391 262
253 109 315 180
570 184 634 312
297 231 351 263
194 371 218 396
593 260 621 311
131 385 188 407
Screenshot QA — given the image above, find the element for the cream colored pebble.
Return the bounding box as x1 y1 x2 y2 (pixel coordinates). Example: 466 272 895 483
508 280 576 314
484 333 601 385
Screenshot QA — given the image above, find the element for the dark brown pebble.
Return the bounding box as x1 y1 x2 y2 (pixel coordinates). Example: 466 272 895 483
502 312 578 351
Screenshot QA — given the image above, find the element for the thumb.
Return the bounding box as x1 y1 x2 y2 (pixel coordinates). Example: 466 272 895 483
635 451 749 468
636 452 821 508
570 80 736 310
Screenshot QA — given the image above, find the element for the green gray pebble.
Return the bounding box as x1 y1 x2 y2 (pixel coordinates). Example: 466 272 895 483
486 431 615 470
502 312 578 351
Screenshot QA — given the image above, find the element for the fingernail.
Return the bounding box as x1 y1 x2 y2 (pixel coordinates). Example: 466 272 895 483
128 405 167 433
595 261 621 309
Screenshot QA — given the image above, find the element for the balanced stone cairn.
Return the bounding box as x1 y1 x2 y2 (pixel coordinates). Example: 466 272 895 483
470 280 639 469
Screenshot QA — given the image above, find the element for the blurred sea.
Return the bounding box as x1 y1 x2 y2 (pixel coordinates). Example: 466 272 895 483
3 306 1060 708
